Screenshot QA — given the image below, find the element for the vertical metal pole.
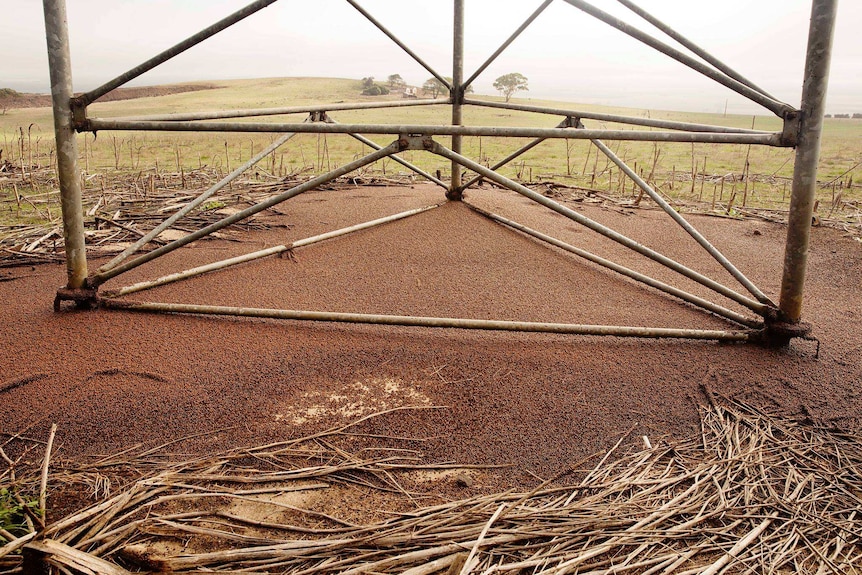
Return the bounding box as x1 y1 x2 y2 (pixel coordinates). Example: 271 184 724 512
448 0 465 200
778 0 838 324
43 0 88 289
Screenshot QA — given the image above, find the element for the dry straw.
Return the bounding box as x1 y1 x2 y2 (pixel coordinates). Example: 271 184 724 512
0 162 416 268
2 400 861 575
3 160 862 268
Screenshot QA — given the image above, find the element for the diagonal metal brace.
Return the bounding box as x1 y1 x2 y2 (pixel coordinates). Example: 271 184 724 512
461 116 580 191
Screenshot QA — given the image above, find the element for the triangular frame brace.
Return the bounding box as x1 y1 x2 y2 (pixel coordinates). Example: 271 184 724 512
42 0 838 346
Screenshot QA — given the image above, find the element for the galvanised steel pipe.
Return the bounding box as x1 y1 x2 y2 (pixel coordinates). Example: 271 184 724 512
84 119 785 145
560 0 795 118
107 205 440 297
43 0 87 289
450 0 466 198
463 0 554 90
344 0 452 91
101 299 753 341
466 203 761 328
109 245 286 298
319 114 446 187
91 142 400 286
106 96 767 135
108 99 445 123
78 0 280 106
615 0 777 101
99 129 301 273
779 0 838 324
463 98 772 135
589 134 776 307
461 118 573 190
431 142 768 314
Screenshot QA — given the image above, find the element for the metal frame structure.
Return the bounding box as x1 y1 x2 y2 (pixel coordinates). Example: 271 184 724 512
43 0 838 345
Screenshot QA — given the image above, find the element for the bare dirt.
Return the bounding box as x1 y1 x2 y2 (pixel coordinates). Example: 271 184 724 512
0 83 219 109
1 183 861 494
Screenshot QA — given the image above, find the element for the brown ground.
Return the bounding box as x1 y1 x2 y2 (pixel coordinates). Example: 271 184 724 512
0 83 219 109
1 183 860 492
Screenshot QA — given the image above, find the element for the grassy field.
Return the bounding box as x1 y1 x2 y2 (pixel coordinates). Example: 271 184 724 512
1 77 860 234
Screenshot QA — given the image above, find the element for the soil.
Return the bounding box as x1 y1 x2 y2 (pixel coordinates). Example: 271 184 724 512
0 83 219 109
1 183 861 494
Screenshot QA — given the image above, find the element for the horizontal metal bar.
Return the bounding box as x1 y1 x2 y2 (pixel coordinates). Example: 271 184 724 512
79 0 280 105
590 134 777 307
615 0 778 101
106 99 445 123
98 130 301 274
90 141 400 286
561 0 794 117
466 203 761 328
85 119 786 145
100 299 752 341
106 204 440 297
463 98 769 134
344 0 452 91
463 0 554 89
431 142 768 314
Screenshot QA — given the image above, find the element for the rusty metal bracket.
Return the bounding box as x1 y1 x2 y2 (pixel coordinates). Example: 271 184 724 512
54 285 99 311
758 313 813 348
70 97 88 132
780 109 802 147
394 134 433 151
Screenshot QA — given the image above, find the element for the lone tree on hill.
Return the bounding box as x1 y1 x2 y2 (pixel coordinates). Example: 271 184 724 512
493 73 529 102
387 74 405 88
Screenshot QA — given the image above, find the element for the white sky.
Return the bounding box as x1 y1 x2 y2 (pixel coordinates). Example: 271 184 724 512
4 0 861 114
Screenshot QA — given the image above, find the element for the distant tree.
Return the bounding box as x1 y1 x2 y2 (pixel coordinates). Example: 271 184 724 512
853 113 862 119
362 84 390 96
493 73 529 102
422 77 447 98
387 74 405 88
422 77 473 98
359 76 390 96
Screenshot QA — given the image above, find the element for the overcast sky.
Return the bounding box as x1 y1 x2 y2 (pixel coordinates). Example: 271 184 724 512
4 0 861 114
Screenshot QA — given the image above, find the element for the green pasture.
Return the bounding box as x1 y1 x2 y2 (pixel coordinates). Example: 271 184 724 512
1 77 860 228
